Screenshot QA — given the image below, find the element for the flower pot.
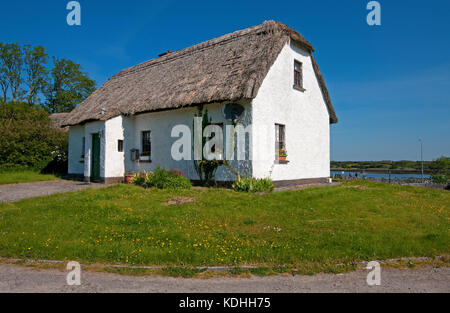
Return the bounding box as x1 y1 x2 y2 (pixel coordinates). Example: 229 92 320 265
278 155 287 161
124 173 134 184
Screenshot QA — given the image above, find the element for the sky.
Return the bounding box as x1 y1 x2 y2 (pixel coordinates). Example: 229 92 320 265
1 0 449 161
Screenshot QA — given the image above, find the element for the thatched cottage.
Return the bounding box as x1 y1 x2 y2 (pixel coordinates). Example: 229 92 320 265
63 20 337 185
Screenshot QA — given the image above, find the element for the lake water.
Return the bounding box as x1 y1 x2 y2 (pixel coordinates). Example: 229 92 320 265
331 171 431 179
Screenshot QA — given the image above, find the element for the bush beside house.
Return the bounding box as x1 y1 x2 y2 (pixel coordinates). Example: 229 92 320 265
232 177 274 192
0 102 68 175
131 167 192 189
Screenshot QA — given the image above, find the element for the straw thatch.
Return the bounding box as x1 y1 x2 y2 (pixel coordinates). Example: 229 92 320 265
63 20 337 126
49 113 69 131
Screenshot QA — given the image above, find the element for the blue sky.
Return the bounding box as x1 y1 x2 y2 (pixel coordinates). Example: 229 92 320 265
1 0 449 161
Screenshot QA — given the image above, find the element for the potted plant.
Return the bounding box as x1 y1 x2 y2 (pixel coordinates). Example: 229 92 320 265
140 151 150 161
278 148 287 161
124 172 135 184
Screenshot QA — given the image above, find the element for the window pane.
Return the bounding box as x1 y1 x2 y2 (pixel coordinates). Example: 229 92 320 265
142 131 151 154
275 124 286 154
211 123 223 154
118 140 123 152
294 61 302 88
275 124 285 158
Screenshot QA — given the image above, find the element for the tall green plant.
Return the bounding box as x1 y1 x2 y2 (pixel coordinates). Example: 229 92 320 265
193 106 223 186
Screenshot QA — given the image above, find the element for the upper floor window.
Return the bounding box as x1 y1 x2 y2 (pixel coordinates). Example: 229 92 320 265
141 131 151 156
118 139 123 152
294 60 304 91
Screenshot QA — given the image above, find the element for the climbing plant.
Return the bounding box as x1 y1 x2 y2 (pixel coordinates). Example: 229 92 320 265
193 106 223 186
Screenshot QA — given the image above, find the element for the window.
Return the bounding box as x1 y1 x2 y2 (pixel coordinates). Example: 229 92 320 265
275 124 285 158
141 131 151 156
81 137 85 158
294 60 304 90
118 140 123 152
209 123 223 155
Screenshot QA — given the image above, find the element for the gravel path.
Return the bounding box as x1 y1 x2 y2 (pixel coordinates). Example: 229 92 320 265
0 263 448 293
0 180 110 203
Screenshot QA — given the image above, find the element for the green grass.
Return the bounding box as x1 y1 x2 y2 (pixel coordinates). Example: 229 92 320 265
0 181 448 273
0 170 60 185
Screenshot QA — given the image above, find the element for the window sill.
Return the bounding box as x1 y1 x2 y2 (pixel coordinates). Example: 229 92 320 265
275 160 289 164
137 160 152 163
293 85 306 92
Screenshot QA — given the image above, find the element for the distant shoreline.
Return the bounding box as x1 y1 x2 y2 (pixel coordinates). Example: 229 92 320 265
331 168 435 175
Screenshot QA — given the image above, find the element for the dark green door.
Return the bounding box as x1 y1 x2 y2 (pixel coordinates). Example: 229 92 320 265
91 133 100 181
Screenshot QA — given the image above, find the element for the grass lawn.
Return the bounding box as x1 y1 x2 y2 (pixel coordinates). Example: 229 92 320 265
0 181 448 274
0 170 60 185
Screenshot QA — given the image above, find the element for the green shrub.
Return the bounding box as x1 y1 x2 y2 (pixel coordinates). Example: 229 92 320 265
131 171 151 186
145 167 191 189
0 102 68 173
232 177 274 193
432 173 449 184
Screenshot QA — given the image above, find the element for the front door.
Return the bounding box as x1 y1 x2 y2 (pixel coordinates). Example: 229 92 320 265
91 133 100 182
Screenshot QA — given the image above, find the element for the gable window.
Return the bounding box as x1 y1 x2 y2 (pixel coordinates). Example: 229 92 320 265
141 131 151 157
293 60 304 91
118 139 123 152
275 124 286 161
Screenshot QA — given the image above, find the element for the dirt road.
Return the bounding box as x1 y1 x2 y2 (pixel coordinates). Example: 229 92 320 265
0 263 448 293
0 180 109 203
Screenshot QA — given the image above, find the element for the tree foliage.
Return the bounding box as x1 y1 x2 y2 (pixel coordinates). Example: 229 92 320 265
0 42 95 112
44 57 96 113
23 44 48 105
0 43 24 102
0 101 68 172
431 156 450 184
0 43 95 174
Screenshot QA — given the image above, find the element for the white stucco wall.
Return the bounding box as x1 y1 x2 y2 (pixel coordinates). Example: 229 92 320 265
251 40 330 180
104 115 125 178
122 102 252 181
68 117 124 179
68 125 84 175
82 121 106 178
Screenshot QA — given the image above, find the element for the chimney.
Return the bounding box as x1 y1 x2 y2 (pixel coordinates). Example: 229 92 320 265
158 50 172 57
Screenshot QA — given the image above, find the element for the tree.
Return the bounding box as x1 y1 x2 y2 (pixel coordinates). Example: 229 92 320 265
431 156 450 184
0 101 68 171
23 45 48 105
44 57 96 113
431 156 450 173
0 43 9 103
0 43 24 102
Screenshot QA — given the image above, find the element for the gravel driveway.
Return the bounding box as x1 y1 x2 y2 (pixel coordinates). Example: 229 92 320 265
0 180 110 203
0 263 448 293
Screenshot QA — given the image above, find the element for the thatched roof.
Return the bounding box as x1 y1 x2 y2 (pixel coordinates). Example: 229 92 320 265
49 113 69 131
63 20 337 126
